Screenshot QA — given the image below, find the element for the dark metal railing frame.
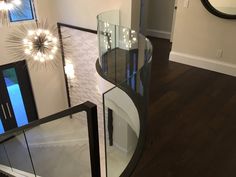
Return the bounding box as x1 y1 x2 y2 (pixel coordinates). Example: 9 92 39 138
57 22 97 111
0 101 101 177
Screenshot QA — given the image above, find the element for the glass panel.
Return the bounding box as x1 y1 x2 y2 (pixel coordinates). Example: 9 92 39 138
98 21 116 69
0 119 5 134
0 143 11 168
98 10 152 177
25 112 92 177
3 132 35 175
9 0 34 22
101 35 151 175
103 60 151 177
103 86 139 177
3 68 29 127
97 10 119 26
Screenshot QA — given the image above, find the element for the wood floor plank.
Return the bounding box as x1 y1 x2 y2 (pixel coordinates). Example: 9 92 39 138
131 38 236 177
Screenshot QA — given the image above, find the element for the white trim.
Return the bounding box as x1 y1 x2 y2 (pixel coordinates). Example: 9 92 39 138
0 164 41 177
146 29 171 39
169 51 236 77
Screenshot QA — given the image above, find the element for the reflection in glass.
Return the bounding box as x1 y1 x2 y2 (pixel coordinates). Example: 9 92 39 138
0 144 10 167
104 87 139 177
4 133 35 175
97 10 152 177
25 112 92 177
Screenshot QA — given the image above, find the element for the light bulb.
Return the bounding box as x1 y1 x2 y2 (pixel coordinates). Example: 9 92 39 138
44 41 49 46
28 30 34 36
44 30 50 35
22 28 58 62
23 39 28 45
40 57 45 63
34 55 39 61
49 55 54 60
24 49 31 55
52 37 58 43
47 36 52 41
36 29 42 36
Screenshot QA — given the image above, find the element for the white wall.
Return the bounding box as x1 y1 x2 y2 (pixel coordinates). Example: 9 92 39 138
0 0 68 118
52 0 133 30
146 0 175 39
170 0 236 77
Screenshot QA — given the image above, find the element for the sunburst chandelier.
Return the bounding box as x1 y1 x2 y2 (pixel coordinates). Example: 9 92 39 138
23 28 58 62
7 21 61 64
0 0 21 25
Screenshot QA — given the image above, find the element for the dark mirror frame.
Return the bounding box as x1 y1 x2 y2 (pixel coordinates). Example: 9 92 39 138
201 0 236 19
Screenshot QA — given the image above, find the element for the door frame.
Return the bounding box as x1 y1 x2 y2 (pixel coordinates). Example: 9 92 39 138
0 60 38 131
170 0 178 42
139 0 149 35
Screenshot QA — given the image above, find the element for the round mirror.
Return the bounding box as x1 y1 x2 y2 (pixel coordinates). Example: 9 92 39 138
201 0 236 19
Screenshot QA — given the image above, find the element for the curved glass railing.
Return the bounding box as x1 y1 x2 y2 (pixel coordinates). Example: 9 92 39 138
97 10 152 177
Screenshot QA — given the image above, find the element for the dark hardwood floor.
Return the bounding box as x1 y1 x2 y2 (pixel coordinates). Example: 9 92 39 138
132 37 236 177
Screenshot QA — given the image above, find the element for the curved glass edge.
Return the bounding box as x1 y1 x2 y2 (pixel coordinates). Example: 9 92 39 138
97 11 153 88
102 59 152 177
97 10 120 26
97 10 153 177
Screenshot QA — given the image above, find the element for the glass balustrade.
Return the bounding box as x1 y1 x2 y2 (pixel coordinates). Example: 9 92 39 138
24 112 91 177
0 143 12 172
0 103 100 177
97 10 152 177
3 132 36 176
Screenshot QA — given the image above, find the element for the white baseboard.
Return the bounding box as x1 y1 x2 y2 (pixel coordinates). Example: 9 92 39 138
169 51 236 77
146 29 171 40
